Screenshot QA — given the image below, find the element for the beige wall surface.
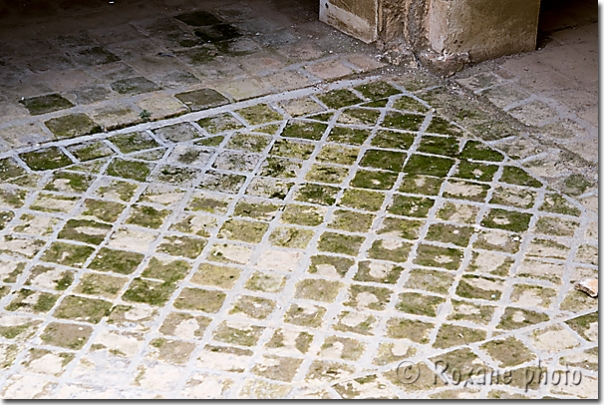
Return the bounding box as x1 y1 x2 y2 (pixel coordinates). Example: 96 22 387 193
427 0 541 61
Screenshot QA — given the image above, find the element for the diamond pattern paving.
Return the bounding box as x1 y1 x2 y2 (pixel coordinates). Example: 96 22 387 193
0 79 596 399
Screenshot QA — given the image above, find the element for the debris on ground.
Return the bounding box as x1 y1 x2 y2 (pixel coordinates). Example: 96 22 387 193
575 278 598 298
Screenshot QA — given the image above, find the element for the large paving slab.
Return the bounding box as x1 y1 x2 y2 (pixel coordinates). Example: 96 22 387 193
0 78 597 399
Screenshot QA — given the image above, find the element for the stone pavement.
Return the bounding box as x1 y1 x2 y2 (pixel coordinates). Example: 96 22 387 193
0 77 597 399
453 20 597 207
0 0 386 152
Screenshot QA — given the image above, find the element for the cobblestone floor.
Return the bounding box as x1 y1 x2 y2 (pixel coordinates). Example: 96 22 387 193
453 5 597 203
0 0 385 152
0 77 597 399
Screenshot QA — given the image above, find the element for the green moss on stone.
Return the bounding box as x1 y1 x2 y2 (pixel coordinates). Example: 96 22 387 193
0 210 14 230
68 141 114 161
230 295 276 319
192 262 241 289
156 235 207 259
198 171 245 193
414 244 463 270
353 261 403 284
142 257 190 283
425 223 474 246
345 284 392 311
360 149 406 172
5 289 59 313
497 307 549 330
281 120 327 140
396 292 445 317
122 278 177 306
82 199 125 222
295 279 342 302
88 248 144 275
227 133 271 152
198 113 244 134
106 159 153 182
187 194 230 214
339 188 385 212
328 209 374 232
212 321 265 346
433 324 486 349
196 135 225 146
58 219 112 245
456 275 504 300
425 117 464 136
561 173 592 196
381 112 424 131
371 130 415 150
236 104 282 125
539 193 581 216
459 141 504 162
219 219 268 243
260 157 302 178
481 208 532 232
20 148 72 171
367 239 411 263
234 199 281 221
74 273 127 298
418 136 460 157
174 287 226 313
125 204 170 229
404 269 455 295
308 255 355 278
393 96 428 113
317 231 365 256
40 322 92 350
44 113 101 140
281 204 325 226
53 295 112 323
386 318 434 343
500 166 542 188
565 312 598 341
19 94 74 115
318 89 362 109
109 132 160 154
41 242 95 267
268 226 314 249
152 165 199 186
316 144 359 165
269 139 315 159
387 194 434 217
455 160 498 182
338 108 380 125
377 216 422 240
305 164 349 184
355 81 400 100
327 127 371 145
43 171 93 193
0 158 26 181
295 183 339 205
398 175 443 195
244 271 285 292
350 169 397 190
403 154 454 177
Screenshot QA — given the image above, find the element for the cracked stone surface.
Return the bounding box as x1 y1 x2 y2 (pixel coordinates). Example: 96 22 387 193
0 77 597 399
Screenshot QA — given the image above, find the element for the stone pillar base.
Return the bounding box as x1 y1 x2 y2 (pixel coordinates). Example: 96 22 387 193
320 0 541 67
